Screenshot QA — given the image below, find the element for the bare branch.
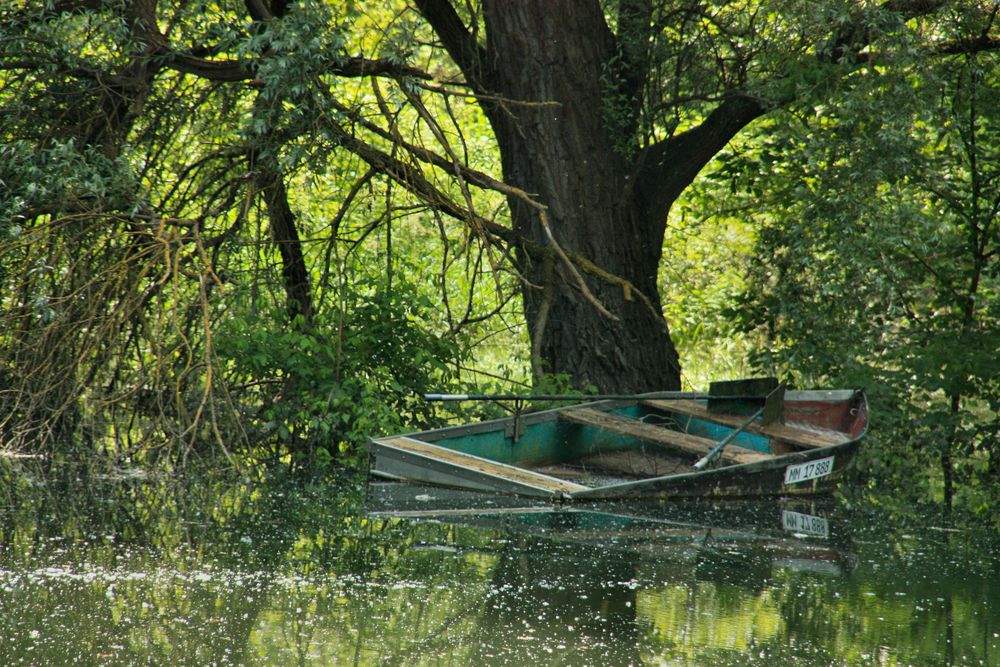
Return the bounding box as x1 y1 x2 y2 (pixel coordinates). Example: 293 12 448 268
158 47 433 83
538 212 618 322
413 0 492 90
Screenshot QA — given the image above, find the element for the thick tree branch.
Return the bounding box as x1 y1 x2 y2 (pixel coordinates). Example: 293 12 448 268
636 93 767 219
244 0 273 21
413 0 491 90
157 48 432 83
157 52 255 82
252 163 314 323
633 0 995 217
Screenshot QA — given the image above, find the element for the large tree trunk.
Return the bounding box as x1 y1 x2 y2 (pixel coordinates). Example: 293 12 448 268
415 0 773 392
481 1 679 392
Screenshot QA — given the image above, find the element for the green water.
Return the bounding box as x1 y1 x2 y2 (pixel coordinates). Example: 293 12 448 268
0 466 997 666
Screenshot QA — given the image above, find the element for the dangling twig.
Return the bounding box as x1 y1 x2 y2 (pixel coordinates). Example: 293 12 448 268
537 211 619 321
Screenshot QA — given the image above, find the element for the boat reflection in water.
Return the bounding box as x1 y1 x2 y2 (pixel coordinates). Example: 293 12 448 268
367 482 857 665
366 481 857 575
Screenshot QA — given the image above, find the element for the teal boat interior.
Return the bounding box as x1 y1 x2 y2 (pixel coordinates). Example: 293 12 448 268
369 389 867 500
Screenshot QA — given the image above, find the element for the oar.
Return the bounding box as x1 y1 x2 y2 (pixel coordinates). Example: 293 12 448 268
424 391 709 402
692 382 786 470
423 389 773 402
425 377 782 404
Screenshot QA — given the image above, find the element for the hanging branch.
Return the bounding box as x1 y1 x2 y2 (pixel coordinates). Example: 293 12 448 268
537 211 618 322
316 84 674 336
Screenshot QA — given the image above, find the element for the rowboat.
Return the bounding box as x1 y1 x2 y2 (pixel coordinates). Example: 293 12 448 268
367 381 867 501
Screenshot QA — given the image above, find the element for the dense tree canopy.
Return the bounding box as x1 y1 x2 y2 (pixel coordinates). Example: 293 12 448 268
719 38 1000 509
1 0 998 509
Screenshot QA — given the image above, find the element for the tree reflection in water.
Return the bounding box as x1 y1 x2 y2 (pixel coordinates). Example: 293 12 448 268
0 464 997 666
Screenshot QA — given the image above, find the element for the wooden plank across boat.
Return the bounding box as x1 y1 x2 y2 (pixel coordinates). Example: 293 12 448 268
367 387 868 501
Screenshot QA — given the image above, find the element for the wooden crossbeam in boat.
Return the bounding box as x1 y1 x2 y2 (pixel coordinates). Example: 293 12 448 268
642 399 848 449
559 408 770 465
376 436 589 494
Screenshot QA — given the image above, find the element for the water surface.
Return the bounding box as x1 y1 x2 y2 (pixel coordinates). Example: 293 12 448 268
0 467 996 665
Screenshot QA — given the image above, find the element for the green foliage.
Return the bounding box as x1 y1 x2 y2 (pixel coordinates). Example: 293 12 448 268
0 139 134 221
2 0 997 497
716 44 1000 511
659 205 758 388
216 282 462 467
0 0 518 467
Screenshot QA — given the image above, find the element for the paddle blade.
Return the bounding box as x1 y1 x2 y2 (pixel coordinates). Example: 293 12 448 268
707 377 779 414
761 382 786 425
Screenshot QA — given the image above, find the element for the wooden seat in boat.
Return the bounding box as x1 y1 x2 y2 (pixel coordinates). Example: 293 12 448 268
559 408 770 465
641 399 849 449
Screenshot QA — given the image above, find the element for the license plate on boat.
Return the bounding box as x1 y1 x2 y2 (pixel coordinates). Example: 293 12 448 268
784 456 835 485
782 510 830 538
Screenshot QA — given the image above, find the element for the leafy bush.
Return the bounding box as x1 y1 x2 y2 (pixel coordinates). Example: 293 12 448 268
216 284 462 468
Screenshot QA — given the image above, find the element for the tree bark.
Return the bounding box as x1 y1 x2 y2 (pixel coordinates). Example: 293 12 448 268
419 0 708 392
475 1 680 392
254 164 314 324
